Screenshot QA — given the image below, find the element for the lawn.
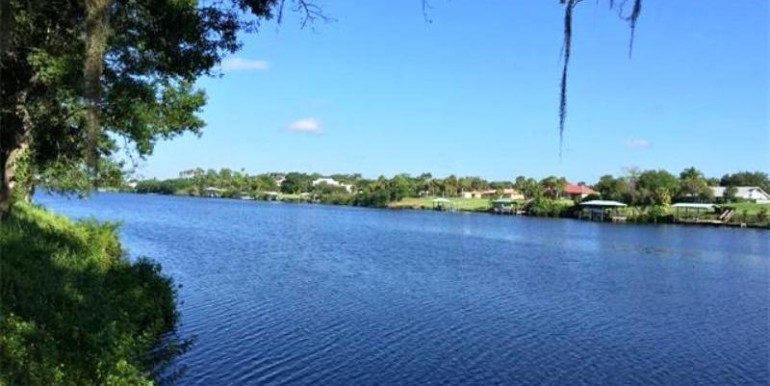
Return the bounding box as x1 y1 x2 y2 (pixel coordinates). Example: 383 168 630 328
722 202 770 215
389 197 493 211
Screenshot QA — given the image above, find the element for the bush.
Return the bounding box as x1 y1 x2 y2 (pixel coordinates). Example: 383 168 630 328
0 203 187 385
757 207 768 224
526 198 572 217
318 193 355 205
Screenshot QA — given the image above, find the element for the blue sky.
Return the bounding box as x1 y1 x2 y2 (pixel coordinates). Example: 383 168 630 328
141 0 769 183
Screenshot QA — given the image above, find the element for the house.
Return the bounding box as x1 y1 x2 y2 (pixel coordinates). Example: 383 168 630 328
564 183 596 201
711 186 770 204
461 188 524 200
312 177 353 193
461 189 492 199
498 188 525 200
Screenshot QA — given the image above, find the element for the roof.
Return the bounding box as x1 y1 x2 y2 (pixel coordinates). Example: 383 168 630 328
312 178 340 185
671 203 717 210
565 183 596 195
463 188 521 195
579 200 627 207
203 187 226 192
711 186 770 200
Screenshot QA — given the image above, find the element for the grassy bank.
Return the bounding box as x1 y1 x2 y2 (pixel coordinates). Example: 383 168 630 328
723 202 770 215
388 197 493 212
0 203 185 385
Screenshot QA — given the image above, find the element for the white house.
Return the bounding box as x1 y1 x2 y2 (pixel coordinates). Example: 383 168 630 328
312 178 353 193
711 186 770 204
461 188 524 200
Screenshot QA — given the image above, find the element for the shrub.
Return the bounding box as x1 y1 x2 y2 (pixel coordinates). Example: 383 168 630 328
526 198 572 217
0 203 187 385
757 207 768 224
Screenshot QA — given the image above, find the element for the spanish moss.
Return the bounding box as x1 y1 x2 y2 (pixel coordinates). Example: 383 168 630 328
83 0 113 186
559 0 643 158
627 0 642 58
559 0 577 159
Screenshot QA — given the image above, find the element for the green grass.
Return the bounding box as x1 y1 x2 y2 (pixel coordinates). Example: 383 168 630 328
389 197 494 211
0 203 185 385
722 202 770 215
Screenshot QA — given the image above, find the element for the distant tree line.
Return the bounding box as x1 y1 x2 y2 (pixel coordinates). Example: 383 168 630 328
133 167 769 207
593 169 770 207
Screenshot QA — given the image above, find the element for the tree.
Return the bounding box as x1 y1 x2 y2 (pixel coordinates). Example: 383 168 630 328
678 178 712 203
723 186 738 203
515 177 542 199
637 169 679 206
0 0 323 219
720 172 770 193
677 167 712 202
540 176 566 199
280 172 312 194
679 166 704 181
594 174 630 202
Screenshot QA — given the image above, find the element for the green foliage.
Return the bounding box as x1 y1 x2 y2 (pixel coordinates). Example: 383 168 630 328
514 176 543 199
676 167 713 202
720 171 770 193
280 173 313 194
723 186 739 203
319 193 355 206
525 198 572 217
1 0 299 214
0 203 186 385
539 176 567 199
636 169 679 205
594 174 630 202
756 207 767 224
135 178 188 195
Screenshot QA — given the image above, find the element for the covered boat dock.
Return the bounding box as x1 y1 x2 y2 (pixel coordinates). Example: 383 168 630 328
579 200 628 222
432 198 455 211
671 203 720 223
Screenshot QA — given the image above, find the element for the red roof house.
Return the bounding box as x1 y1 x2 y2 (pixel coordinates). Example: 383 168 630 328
564 183 596 200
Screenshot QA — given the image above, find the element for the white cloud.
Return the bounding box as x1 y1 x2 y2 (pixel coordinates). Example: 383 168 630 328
220 58 271 71
625 139 651 150
287 118 323 134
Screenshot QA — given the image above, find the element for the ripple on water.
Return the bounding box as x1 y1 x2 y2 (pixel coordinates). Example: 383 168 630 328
35 194 770 386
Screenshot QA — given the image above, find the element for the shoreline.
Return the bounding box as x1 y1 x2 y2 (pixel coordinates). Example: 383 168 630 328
90 191 770 230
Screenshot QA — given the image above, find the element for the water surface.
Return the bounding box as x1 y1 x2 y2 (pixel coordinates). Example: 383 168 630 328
37 193 769 385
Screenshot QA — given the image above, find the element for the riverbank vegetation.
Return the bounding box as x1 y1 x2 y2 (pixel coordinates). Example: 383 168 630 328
0 203 187 385
132 168 770 228
2 1 311 382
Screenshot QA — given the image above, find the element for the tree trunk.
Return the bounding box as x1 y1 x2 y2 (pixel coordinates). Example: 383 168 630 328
0 139 29 218
0 100 32 220
83 0 113 176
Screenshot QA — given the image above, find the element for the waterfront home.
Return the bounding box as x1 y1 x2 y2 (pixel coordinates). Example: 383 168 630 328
312 177 354 193
710 186 770 204
461 190 488 199
461 188 524 200
565 183 597 201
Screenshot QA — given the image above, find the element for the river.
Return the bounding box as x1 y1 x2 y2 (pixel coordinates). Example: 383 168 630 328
36 193 769 385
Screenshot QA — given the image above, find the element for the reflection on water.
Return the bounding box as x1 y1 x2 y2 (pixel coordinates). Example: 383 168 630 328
38 193 770 386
